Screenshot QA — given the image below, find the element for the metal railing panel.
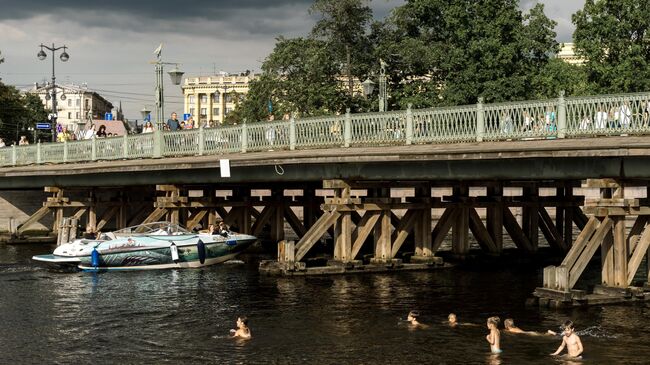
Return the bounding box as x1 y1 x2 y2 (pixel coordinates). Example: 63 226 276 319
412 105 477 143
95 137 126 161
66 140 93 162
483 100 558 141
246 121 290 151
203 126 242 154
0 148 12 166
127 134 154 159
161 130 200 157
566 92 650 137
295 115 345 148
350 110 407 146
39 143 64 164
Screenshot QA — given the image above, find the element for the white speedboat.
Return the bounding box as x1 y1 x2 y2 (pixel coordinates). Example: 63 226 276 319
32 222 256 271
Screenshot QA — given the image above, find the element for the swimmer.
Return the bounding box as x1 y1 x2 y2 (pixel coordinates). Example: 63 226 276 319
504 318 555 336
446 313 477 327
486 316 502 354
230 316 252 340
551 320 583 358
406 310 428 328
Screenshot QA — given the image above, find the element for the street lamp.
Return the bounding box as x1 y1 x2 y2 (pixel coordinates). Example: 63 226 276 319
378 58 387 112
37 43 70 142
140 106 151 120
362 77 375 98
151 44 184 130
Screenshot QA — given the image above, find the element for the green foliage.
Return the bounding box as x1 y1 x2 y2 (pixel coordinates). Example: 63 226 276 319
573 0 650 93
531 59 590 99
0 82 48 144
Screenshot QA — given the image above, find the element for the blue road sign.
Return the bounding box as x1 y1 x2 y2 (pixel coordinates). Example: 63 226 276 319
105 113 113 121
183 113 191 121
36 123 51 130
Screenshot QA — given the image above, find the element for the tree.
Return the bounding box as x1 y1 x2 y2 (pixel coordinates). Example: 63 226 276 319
310 0 373 98
573 0 650 93
374 0 560 106
231 37 349 124
0 82 48 144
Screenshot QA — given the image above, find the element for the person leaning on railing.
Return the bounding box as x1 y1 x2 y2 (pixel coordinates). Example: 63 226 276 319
56 127 72 142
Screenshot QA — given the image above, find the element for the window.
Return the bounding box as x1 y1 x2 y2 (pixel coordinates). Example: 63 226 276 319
225 94 233 103
200 94 207 103
85 99 89 109
225 107 233 115
189 95 195 104
76 112 80 119
213 108 220 116
68 112 72 119
76 99 80 107
67 99 72 107
200 108 207 117
189 108 195 116
212 93 220 102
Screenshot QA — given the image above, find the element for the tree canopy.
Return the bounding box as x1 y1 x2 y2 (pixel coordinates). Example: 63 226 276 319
0 82 48 144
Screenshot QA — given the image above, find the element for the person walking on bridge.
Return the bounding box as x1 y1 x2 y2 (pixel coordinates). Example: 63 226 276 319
166 112 180 131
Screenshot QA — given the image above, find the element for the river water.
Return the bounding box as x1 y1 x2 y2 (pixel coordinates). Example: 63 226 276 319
1 243 650 365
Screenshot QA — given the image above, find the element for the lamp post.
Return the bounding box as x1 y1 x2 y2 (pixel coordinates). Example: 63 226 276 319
378 59 387 112
151 45 184 130
37 43 69 142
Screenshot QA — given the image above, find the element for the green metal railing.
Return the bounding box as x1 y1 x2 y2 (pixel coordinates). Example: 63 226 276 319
3 91 650 167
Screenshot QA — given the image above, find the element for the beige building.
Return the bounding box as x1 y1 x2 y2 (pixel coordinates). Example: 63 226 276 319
30 83 120 132
556 42 586 65
181 73 257 125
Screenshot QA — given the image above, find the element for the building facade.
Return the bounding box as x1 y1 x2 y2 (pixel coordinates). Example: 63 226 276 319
181 73 256 125
556 43 587 66
30 83 120 131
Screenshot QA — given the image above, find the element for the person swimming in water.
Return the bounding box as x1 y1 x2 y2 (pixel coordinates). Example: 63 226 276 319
446 313 477 327
504 318 556 336
486 316 502 354
230 316 252 340
406 310 428 328
551 320 583 359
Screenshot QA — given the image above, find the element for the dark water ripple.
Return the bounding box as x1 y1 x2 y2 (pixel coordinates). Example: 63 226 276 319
1 244 650 364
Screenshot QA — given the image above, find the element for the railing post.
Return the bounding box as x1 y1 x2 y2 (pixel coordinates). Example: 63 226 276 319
11 145 16 166
476 97 485 142
122 135 128 159
63 141 68 163
344 108 352 148
37 142 42 164
91 137 97 161
198 126 205 156
289 115 296 151
241 123 248 153
405 103 413 145
557 90 566 139
153 130 162 158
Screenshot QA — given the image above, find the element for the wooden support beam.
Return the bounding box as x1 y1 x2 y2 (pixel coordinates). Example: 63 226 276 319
538 207 567 251
127 204 150 227
415 206 433 257
569 217 613 289
373 210 392 262
140 207 168 225
503 207 534 252
627 223 650 285
187 210 207 231
572 207 589 230
452 186 469 255
522 186 539 251
486 185 503 252
613 217 628 287
252 205 275 237
350 212 381 260
556 187 565 244
96 206 119 231
564 185 574 250
561 216 598 269
295 211 341 261
284 206 307 237
334 212 353 262
468 208 498 254
431 207 458 252
601 228 615 286
627 216 648 254
72 208 88 221
390 210 419 257
215 206 229 222
16 206 51 235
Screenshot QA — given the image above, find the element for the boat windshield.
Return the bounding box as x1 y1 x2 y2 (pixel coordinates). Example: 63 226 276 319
112 222 191 236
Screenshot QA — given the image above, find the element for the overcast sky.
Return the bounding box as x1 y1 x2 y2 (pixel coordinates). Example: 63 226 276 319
0 0 584 121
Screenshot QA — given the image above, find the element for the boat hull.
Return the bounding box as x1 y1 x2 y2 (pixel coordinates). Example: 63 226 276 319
34 238 256 271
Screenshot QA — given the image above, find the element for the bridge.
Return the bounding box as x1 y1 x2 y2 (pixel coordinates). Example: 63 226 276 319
2 90 650 307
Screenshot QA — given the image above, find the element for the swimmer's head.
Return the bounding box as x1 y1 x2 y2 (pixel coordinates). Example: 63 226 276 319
487 316 500 329
407 310 420 321
562 320 574 334
448 313 457 323
504 318 515 329
237 316 249 327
